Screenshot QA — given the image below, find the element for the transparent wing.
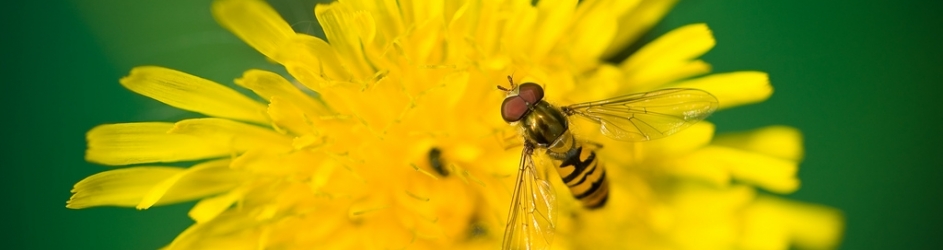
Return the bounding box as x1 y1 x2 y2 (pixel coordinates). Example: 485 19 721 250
502 146 556 250
564 88 719 141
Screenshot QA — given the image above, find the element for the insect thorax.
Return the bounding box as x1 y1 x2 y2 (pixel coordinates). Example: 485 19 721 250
520 101 570 148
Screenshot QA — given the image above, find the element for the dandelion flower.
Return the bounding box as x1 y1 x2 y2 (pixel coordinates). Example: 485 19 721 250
68 0 844 249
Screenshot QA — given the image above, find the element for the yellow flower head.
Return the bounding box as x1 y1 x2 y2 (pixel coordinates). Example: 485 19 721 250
68 0 844 249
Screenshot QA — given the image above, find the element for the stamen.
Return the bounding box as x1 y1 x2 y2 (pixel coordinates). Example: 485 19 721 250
409 163 440 180
404 190 430 202
451 164 485 187
348 205 389 220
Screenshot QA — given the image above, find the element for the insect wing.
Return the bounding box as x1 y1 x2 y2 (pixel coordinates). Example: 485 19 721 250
564 88 718 141
502 147 557 250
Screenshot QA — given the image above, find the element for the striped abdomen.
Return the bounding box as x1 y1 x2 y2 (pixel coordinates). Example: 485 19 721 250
552 146 609 209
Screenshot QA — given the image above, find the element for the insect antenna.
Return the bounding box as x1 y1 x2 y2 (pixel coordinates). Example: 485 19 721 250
497 75 517 92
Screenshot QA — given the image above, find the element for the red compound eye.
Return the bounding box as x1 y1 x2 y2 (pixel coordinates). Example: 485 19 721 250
517 82 544 105
500 83 545 123
501 96 528 122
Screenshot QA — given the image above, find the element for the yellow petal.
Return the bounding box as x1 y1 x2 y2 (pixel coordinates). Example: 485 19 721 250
568 64 624 103
315 2 375 79
740 195 845 250
67 167 181 209
317 75 410 133
87 122 231 165
120 66 268 123
267 96 315 136
566 0 618 68
399 0 443 26
529 0 577 58
674 146 800 193
398 12 450 68
213 0 360 90
599 122 715 166
620 23 715 91
502 5 538 60
409 71 470 121
169 118 292 152
189 185 249 224
714 126 804 161
308 157 339 194
137 159 246 210
604 0 678 57
212 0 294 62
230 148 319 176
672 71 773 109
235 69 328 115
166 212 263 250
662 184 756 250
621 23 713 72
284 34 352 89
343 0 404 44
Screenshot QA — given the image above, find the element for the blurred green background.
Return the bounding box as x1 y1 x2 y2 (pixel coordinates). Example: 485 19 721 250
2 0 941 249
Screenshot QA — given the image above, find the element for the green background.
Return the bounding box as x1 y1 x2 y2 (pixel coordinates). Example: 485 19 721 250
3 0 941 249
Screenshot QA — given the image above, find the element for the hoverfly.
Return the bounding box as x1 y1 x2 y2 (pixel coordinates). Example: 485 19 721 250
499 76 719 250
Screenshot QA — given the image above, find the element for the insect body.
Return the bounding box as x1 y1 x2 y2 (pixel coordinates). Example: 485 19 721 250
499 77 719 250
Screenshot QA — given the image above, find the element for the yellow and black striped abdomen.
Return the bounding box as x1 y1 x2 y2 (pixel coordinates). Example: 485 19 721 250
553 146 609 209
